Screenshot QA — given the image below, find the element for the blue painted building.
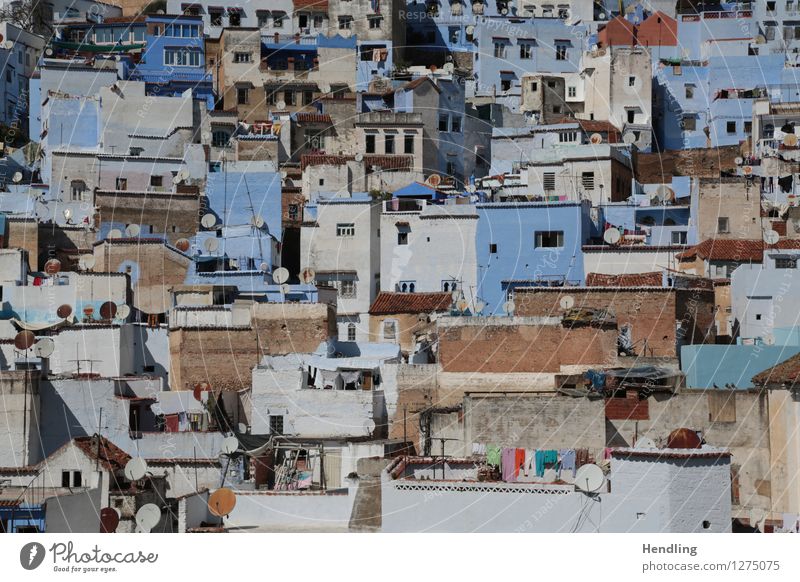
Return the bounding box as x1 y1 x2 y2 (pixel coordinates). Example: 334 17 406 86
476 201 592 314
682 344 800 389
130 15 214 110
0 503 46 533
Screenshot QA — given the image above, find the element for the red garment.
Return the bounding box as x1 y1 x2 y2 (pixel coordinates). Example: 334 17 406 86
514 448 526 478
33 277 43 286
164 414 179 432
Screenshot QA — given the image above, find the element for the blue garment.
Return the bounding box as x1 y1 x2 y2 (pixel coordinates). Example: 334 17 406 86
534 450 546 477
559 449 577 477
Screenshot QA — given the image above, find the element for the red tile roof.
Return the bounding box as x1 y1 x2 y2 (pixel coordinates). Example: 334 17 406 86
73 435 131 473
557 117 621 137
585 271 663 287
293 0 328 8
771 220 788 236
295 113 332 124
369 292 453 315
677 239 800 262
752 352 800 386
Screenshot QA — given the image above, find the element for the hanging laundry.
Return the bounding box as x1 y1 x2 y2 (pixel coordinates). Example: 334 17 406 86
514 448 526 479
164 414 179 432
524 449 535 477
501 448 517 481
472 442 486 455
603 447 613 460
779 174 793 193
486 445 501 467
534 450 546 477
575 448 590 468
559 449 577 477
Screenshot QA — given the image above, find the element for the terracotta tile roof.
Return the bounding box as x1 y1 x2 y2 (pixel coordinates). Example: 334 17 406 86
73 435 131 473
293 0 328 8
295 113 332 124
585 271 663 287
752 352 800 386
557 117 621 137
369 292 453 315
771 220 788 236
677 239 800 262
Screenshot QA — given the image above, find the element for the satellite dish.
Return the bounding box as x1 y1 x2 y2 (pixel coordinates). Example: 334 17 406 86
220 436 239 455
500 7 508 14
203 238 220 253
598 12 607 20
503 300 516 315
208 488 237 517
175 238 191 252
634 437 656 449
276 100 286 110
79 254 96 270
135 503 161 532
57 304 73 319
237 422 248 433
426 174 442 187
734 157 744 166
784 134 799 147
560 295 575 310
443 62 455 74
125 224 141 238
622 132 636 145
474 300 485 313
574 464 605 493
756 34 767 44
12 171 23 183
355 152 364 162
603 227 622 245
763 229 780 245
280 283 291 295
124 457 148 481
44 258 62 275
451 290 460 301
45 47 53 56
259 262 269 272
457 299 469 312
300 267 315 284
273 267 289 284
179 170 190 181
193 381 210 402
108 228 122 239
14 331 36 351
100 507 120 533
252 215 265 229
201 213 217 229
172 174 182 185
116 304 131 320
466 25 475 35
589 133 603 145
742 165 753 176
99 301 118 320
749 508 766 529
34 338 55 358
63 208 72 221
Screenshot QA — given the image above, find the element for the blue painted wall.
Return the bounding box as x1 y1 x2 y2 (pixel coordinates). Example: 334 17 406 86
681 344 800 389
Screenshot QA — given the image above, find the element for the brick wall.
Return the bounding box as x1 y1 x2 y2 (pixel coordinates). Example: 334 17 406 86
437 317 618 373
95 191 200 245
6 219 39 271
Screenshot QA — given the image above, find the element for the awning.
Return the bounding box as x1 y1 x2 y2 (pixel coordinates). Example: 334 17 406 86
11 316 72 331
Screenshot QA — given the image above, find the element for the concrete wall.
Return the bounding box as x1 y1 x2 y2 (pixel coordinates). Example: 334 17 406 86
0 370 41 466
583 247 682 275
681 344 800 389
223 488 356 531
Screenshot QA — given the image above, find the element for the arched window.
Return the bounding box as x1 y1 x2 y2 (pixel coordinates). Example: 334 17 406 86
70 180 87 202
401 282 408 292
443 282 450 292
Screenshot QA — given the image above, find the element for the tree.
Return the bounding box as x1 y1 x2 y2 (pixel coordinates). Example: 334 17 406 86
0 0 54 37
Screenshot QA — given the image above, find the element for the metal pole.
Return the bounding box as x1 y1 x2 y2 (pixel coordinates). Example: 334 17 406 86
96 408 103 472
402 405 407 454
193 446 199 492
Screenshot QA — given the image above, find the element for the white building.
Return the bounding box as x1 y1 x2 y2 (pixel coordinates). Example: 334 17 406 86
0 21 45 132
300 194 381 342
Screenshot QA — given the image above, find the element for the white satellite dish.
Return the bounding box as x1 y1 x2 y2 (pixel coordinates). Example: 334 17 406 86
622 132 636 145
560 295 575 310
124 457 148 481
273 267 289 284
220 436 239 455
203 238 220 253
589 133 603 145
280 283 291 295
603 227 621 245
300 267 315 284
201 213 217 229
172 174 182 185
12 171 23 183
503 300 516 315
108 228 123 239
252 215 265 229
457 299 469 312
116 304 131 320
634 437 656 449
259 262 269 272
466 25 475 35
355 152 364 162
237 422 248 433
742 165 753 176
125 224 141 238
79 254 96 270
474 300 485 313
45 47 53 56
179 170 190 181
443 62 455 74
734 157 744 166
276 100 286 110
574 464 605 493
451 290 460 301
34 338 55 358
135 504 161 532
63 208 72 221
749 508 766 529
763 229 780 245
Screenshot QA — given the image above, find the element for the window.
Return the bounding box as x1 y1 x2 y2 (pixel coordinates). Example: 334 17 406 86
73 471 82 487
209 9 223 25
237 87 249 105
385 134 395 154
61 470 82 488
288 204 300 220
530 81 538 92
489 243 497 253
340 280 356 298
627 109 636 124
397 231 408 245
756 313 762 321
399 281 416 293
303 90 314 105
366 134 376 153
284 89 295 105
685 84 695 99
382 320 397 342
234 52 252 63
347 323 357 341
116 178 128 191
339 16 353 29
439 114 449 132
269 415 284 435
70 180 87 201
682 115 696 131
726 121 737 134
555 44 568 60
535 231 564 248
744 121 753 134
266 89 277 105
61 471 70 487
718 217 730 234
581 171 595 190
212 130 230 148
150 175 163 188
519 42 532 59
567 86 576 98
257 10 268 27
451 115 462 133
501 79 512 92
543 172 556 191
164 48 201 67
404 134 415 154
273 11 285 27
337 223 355 237
493 40 507 58
449 26 460 43
369 15 383 28
775 257 798 269
559 131 577 143
672 231 688 245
